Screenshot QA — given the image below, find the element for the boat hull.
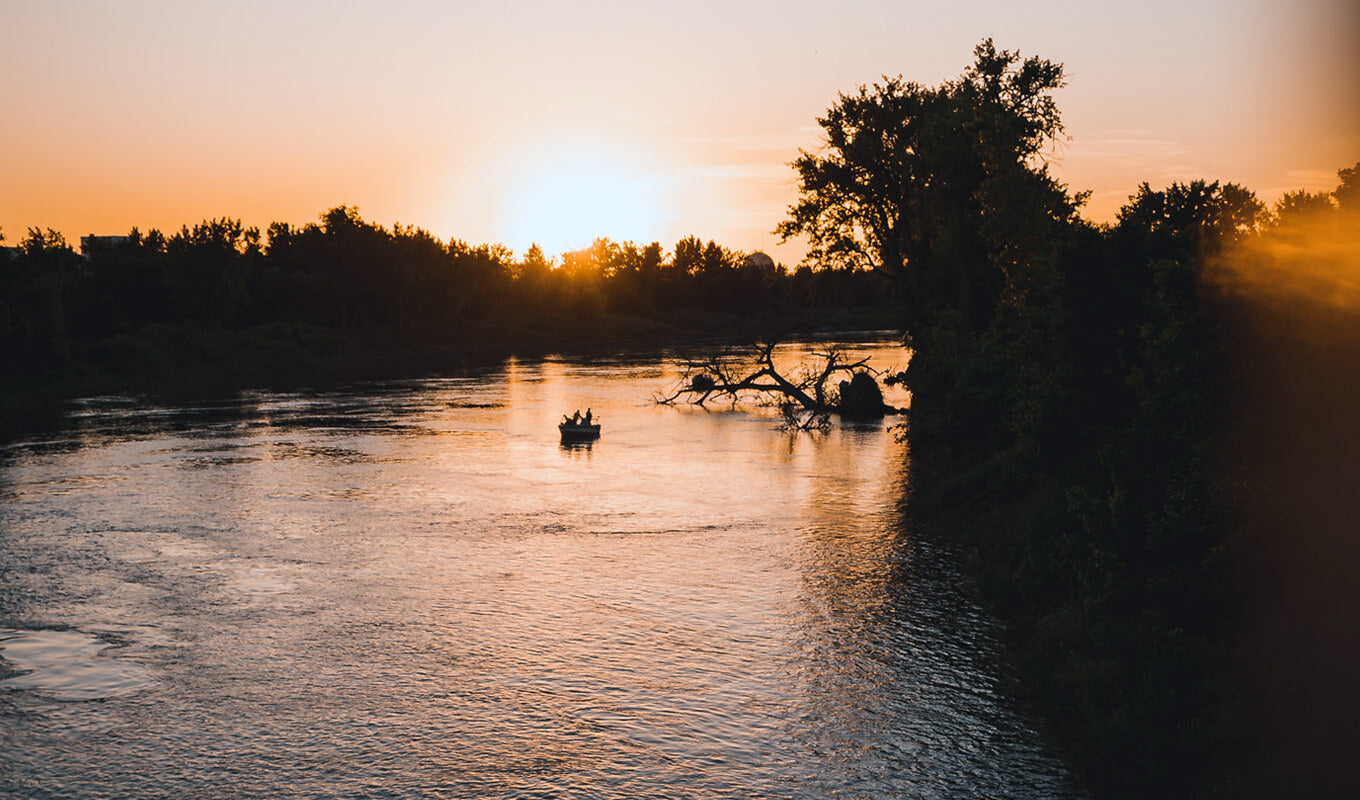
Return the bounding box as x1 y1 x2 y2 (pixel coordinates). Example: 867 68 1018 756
559 422 601 440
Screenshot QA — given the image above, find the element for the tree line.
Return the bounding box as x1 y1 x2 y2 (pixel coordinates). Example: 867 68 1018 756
778 38 1358 799
0 208 898 385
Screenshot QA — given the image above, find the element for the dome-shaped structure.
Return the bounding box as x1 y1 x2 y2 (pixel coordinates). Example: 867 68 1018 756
743 251 776 271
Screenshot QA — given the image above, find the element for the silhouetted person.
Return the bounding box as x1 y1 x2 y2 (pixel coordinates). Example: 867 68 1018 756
572 410 581 424
584 409 592 425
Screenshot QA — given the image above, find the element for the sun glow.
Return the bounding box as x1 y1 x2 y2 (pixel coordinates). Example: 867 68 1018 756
499 143 669 258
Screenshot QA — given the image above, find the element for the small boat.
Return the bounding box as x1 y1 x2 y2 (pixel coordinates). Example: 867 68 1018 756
559 417 601 440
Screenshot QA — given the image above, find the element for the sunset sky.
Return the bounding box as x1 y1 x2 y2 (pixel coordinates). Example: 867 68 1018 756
3 0 1357 265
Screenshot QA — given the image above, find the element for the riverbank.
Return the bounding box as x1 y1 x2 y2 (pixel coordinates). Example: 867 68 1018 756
905 275 1360 800
1 306 902 436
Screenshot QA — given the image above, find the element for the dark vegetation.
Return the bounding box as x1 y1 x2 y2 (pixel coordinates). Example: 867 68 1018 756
778 39 1360 799
4 34 1357 799
0 210 899 428
1207 182 1360 799
657 341 901 429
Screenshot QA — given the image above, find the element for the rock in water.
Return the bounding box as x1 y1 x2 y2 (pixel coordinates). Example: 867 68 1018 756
838 372 886 418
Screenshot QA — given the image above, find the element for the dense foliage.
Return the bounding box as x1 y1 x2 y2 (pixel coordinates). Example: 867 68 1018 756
0 209 898 402
782 38 1359 799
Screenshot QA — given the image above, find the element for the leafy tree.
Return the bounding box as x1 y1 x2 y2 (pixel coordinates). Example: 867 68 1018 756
315 205 392 329
603 241 664 312
639 242 663 277
2 228 82 373
164 218 260 327
777 38 1075 335
1272 189 1335 224
445 239 513 324
671 235 704 277
1335 161 1360 211
634 241 665 308
74 227 173 336
777 39 1085 469
1116 180 1265 258
698 240 733 275
516 243 554 281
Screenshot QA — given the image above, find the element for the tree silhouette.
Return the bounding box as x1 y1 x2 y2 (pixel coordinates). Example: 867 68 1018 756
777 38 1074 335
1334 161 1360 212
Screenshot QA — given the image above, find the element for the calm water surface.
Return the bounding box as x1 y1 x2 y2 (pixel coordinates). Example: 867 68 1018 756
0 340 1081 798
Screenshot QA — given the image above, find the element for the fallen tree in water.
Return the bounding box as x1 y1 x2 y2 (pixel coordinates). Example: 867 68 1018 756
657 341 902 427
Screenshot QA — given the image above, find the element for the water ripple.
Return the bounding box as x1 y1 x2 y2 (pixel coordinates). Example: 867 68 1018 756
0 342 1082 799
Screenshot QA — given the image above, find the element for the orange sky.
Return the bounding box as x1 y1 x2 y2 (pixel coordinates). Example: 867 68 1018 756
2 0 1356 266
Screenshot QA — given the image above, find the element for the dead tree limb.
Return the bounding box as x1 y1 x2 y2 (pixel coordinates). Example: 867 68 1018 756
656 340 898 418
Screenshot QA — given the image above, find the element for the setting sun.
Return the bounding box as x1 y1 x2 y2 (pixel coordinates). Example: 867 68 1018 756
498 143 670 258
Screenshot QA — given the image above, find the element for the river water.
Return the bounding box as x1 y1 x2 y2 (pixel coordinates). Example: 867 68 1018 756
0 338 1081 799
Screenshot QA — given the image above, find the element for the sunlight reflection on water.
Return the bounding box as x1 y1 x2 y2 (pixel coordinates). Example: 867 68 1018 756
0 628 154 700
0 338 1083 799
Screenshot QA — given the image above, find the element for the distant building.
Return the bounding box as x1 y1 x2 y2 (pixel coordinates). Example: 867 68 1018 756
743 251 778 273
80 235 129 257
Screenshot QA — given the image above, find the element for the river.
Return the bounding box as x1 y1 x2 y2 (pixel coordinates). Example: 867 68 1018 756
0 338 1082 798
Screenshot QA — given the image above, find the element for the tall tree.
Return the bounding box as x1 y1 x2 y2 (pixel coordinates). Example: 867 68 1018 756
671 235 704 277
3 228 82 373
1333 161 1360 212
776 38 1075 335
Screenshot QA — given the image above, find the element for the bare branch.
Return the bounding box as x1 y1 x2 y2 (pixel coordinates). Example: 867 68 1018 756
657 340 902 419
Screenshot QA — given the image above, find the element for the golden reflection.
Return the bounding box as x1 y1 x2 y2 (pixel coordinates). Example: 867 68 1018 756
793 426 907 621
559 439 594 459
0 339 1082 797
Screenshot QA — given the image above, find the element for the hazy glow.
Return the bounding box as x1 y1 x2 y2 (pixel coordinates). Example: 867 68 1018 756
1 1 1356 264
498 144 669 256
1215 211 1360 313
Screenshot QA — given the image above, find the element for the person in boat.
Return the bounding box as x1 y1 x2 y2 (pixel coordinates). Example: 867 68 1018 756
571 410 581 424
584 409 592 425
